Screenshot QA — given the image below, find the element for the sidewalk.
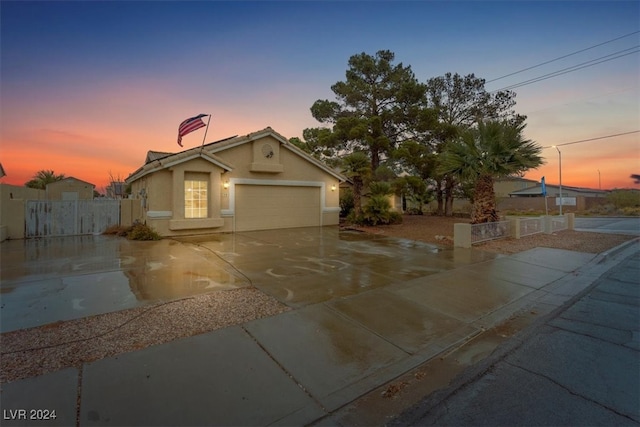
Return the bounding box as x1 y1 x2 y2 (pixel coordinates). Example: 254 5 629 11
1 239 638 426
390 240 640 426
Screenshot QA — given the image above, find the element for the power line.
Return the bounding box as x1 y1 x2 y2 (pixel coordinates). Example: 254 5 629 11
542 130 639 149
522 86 638 115
487 30 640 83
492 47 639 92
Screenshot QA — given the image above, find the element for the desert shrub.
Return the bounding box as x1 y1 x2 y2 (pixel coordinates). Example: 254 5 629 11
103 225 132 237
405 207 424 215
340 188 355 217
621 206 640 216
359 194 403 226
388 210 403 224
607 189 640 209
126 223 162 241
588 203 617 215
345 210 363 225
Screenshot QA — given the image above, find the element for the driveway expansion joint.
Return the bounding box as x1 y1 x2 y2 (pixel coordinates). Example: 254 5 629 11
240 325 328 413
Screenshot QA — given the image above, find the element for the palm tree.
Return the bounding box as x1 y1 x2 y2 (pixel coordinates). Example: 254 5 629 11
25 170 65 189
341 152 371 217
437 120 543 224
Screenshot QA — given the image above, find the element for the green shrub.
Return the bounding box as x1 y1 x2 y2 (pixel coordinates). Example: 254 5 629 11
388 210 403 224
360 194 403 226
346 210 364 225
339 188 355 217
369 181 392 196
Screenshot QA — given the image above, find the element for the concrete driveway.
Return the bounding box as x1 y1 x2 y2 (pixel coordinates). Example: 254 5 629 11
2 226 615 426
1 227 496 332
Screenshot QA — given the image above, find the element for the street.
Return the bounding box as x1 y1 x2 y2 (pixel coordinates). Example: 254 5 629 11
575 217 640 236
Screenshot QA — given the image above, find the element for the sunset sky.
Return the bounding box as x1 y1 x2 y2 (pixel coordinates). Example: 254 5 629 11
1 1 638 192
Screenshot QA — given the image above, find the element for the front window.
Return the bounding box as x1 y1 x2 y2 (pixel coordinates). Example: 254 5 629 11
185 180 208 218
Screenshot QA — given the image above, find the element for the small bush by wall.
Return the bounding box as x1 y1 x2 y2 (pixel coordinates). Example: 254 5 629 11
103 223 162 240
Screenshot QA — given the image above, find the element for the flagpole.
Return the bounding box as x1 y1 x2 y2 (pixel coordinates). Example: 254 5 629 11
200 114 212 152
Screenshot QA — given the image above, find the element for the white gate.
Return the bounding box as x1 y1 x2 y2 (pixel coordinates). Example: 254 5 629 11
25 200 120 238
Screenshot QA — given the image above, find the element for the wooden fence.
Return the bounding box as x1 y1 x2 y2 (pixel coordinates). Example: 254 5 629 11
25 200 121 238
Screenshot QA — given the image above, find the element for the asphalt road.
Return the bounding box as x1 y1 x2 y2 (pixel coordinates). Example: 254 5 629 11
574 217 640 236
390 242 640 426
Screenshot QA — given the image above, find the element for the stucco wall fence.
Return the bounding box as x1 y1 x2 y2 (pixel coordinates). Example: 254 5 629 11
454 214 575 248
0 197 140 241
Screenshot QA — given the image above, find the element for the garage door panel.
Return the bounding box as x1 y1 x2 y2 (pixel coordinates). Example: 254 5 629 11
236 185 321 232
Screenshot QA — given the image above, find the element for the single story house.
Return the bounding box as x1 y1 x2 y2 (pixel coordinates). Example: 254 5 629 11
494 177 539 198
125 127 346 236
509 183 608 198
46 177 95 200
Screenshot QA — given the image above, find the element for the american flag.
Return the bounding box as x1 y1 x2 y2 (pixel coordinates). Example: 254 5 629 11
177 114 208 146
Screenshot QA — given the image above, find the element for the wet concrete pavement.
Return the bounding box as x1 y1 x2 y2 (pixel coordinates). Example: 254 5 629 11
1 227 638 426
1 227 496 332
0 236 250 332
390 240 640 426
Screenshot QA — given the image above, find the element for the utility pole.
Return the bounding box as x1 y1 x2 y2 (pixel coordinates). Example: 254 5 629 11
598 169 601 190
554 146 562 216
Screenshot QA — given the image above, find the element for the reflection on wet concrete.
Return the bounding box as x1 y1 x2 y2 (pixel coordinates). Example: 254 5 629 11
0 227 503 332
394 269 533 323
329 290 468 354
1 235 250 332
244 304 408 402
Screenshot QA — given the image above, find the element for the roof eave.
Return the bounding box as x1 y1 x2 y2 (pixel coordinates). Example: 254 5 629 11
126 151 233 184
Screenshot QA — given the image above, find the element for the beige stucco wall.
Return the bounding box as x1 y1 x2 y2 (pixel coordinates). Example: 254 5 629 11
494 179 537 198
0 182 144 241
46 178 94 200
128 135 341 236
218 138 340 232
0 183 46 240
120 198 143 227
130 157 228 236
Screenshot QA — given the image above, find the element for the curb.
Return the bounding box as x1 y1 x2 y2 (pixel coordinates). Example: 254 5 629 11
596 236 640 263
388 241 640 427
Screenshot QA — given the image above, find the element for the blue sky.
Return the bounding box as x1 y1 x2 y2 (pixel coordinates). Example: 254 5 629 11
1 1 638 189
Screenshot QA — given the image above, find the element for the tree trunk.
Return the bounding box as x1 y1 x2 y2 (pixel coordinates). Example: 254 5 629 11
444 176 455 217
435 178 444 216
353 177 363 216
471 174 499 224
371 148 380 172
445 196 454 217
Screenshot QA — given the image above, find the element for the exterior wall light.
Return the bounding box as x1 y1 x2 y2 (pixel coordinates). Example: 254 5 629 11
223 181 229 189
331 184 336 191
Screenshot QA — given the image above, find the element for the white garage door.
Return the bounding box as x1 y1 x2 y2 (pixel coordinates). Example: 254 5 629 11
235 185 321 232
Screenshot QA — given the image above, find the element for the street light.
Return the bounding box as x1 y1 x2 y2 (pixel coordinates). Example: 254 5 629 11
598 169 601 190
552 146 562 215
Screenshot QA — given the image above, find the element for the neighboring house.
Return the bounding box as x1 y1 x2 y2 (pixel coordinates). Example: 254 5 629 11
126 127 345 236
509 183 608 198
46 177 95 200
494 177 539 198
106 181 127 199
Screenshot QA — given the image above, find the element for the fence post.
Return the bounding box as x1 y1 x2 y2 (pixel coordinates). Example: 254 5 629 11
566 213 574 230
454 223 472 248
543 215 553 234
509 217 521 239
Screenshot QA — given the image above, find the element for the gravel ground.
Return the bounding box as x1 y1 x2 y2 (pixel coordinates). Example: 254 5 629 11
2 216 634 384
1 288 288 383
355 214 634 255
